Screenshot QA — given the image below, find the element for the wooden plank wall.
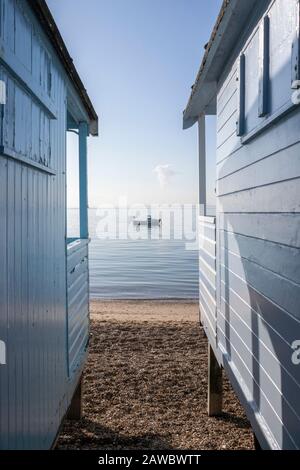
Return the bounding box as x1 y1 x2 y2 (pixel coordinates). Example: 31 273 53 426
199 216 217 350
67 240 89 377
215 0 300 450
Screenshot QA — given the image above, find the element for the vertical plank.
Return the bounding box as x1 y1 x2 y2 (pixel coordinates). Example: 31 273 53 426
39 171 45 446
15 0 32 71
291 0 300 83
44 173 49 446
236 54 245 136
198 114 206 216
258 16 270 117
3 72 15 150
0 157 8 449
36 172 42 447
27 167 33 448
21 164 29 449
31 169 38 449
46 170 54 446
0 0 3 39
42 172 47 446
7 159 15 449
4 0 15 53
14 161 23 449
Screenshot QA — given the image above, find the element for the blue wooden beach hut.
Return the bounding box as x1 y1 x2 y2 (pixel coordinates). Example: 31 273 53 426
0 0 98 449
184 0 300 450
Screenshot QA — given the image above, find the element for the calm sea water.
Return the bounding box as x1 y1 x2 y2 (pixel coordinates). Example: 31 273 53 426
67 208 200 299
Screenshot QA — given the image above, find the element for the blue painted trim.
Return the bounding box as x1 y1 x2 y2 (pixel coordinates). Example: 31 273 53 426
65 237 90 378
0 146 56 175
0 103 4 147
65 238 70 378
236 54 246 136
79 122 89 239
67 237 90 253
258 16 270 117
241 101 298 144
291 0 300 83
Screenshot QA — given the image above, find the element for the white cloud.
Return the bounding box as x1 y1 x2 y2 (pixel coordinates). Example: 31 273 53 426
154 164 177 188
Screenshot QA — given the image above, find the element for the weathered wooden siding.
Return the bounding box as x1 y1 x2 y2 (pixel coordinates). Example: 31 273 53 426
67 240 89 377
199 216 217 351
0 0 88 449
214 0 300 450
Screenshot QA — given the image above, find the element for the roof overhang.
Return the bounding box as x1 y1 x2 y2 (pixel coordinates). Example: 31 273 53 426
29 0 99 136
183 0 263 129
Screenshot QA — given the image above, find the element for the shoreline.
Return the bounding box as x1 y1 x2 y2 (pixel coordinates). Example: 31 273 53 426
90 299 199 323
90 298 198 303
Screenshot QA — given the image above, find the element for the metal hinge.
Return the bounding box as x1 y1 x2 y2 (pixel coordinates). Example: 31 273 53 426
0 340 6 365
291 80 300 90
0 80 6 105
291 80 300 105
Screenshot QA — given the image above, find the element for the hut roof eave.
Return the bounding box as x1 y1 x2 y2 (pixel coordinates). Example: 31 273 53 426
29 0 99 136
183 0 262 129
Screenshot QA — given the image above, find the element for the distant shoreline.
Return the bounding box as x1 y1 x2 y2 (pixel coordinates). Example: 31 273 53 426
90 298 198 303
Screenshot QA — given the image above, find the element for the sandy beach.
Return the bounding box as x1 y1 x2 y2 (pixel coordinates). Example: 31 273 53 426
57 300 254 450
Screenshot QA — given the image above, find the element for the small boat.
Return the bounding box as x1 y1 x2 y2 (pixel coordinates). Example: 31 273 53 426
132 215 162 228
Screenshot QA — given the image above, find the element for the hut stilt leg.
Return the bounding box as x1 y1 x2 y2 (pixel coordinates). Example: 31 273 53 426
253 433 262 451
67 375 83 420
208 345 223 416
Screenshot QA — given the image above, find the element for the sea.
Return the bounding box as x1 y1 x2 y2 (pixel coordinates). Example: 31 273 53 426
67 206 213 300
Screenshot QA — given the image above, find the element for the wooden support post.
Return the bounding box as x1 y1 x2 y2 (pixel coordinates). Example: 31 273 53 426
79 121 89 239
198 114 206 217
208 344 223 416
67 375 83 420
253 433 262 451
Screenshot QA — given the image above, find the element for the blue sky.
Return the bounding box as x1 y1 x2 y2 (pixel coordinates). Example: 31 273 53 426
47 0 222 207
